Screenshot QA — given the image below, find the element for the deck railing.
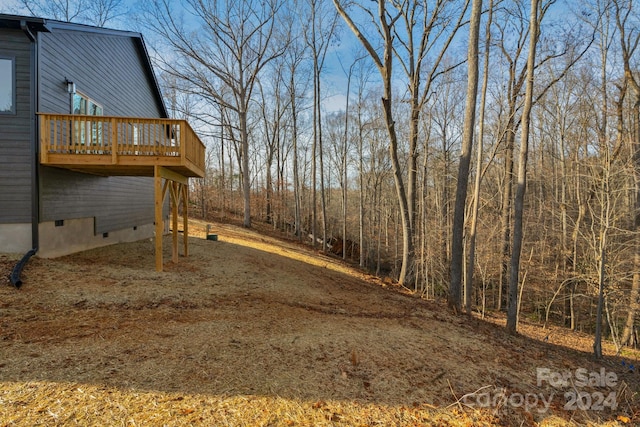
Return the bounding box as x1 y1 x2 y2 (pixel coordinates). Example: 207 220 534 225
39 113 206 177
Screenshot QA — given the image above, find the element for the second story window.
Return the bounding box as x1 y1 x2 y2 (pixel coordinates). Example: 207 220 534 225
0 56 15 114
72 92 103 147
73 92 103 116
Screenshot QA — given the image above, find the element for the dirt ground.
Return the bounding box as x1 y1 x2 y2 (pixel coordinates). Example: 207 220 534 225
1 219 638 426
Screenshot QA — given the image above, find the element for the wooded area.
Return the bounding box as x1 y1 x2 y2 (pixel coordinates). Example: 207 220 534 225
10 0 640 354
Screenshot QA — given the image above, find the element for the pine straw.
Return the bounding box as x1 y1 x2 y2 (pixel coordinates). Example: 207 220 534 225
0 219 638 426
1 380 502 426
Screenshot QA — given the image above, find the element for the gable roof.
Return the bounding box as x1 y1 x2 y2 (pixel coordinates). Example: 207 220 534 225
0 14 168 118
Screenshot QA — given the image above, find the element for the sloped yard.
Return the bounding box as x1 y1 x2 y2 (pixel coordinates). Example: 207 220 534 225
0 219 638 426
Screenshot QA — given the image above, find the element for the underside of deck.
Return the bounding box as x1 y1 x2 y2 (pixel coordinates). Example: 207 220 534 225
43 153 203 177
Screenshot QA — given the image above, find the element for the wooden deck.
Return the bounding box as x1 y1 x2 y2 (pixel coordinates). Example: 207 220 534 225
39 113 206 178
39 113 207 271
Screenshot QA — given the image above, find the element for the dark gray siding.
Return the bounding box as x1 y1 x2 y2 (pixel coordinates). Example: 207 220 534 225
38 29 164 116
38 27 165 233
0 29 32 223
40 169 155 233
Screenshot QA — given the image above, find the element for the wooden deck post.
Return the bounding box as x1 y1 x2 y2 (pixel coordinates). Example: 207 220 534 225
154 166 189 271
154 165 163 272
171 181 179 263
183 183 189 257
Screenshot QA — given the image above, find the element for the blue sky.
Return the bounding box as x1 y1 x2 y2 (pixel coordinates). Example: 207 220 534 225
0 0 578 114
0 0 363 112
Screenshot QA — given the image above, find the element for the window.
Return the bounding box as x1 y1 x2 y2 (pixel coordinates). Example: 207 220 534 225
0 57 15 114
72 92 103 147
72 92 103 116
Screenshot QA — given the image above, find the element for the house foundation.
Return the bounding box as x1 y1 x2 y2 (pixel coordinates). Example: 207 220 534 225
38 218 159 258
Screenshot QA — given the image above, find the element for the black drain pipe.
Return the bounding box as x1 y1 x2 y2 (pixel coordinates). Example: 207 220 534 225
10 249 37 289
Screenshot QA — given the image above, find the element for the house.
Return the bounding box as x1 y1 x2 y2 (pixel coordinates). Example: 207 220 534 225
0 14 205 272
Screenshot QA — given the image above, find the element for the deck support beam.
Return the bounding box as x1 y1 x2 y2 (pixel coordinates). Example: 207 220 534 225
183 184 189 257
155 166 164 271
171 181 178 263
154 165 190 272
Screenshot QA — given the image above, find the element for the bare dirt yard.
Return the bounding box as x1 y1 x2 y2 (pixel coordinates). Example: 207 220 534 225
1 219 639 426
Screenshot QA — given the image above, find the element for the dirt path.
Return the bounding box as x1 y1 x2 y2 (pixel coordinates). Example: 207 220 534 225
0 220 637 426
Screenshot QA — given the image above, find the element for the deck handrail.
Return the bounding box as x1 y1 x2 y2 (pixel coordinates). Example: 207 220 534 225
38 113 206 177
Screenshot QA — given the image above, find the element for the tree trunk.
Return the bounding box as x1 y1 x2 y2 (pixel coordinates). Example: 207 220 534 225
265 148 274 224
358 93 365 268
333 0 413 285
318 76 328 253
499 130 514 311
506 0 539 334
382 92 413 284
622 100 640 347
622 254 640 347
450 0 483 314
311 56 318 248
616 1 640 346
291 76 302 240
466 0 493 314
342 64 353 261
240 107 251 228
594 225 607 359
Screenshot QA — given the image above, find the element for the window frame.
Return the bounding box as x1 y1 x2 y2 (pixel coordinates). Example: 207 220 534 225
0 55 16 115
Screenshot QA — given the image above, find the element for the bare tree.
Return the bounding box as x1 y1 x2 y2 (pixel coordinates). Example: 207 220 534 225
505 0 544 334
465 0 495 316
615 0 640 347
490 0 595 315
257 61 290 226
430 66 465 286
493 0 535 311
18 0 125 27
334 0 468 285
333 0 410 283
87 0 126 26
449 0 483 314
394 0 469 284
354 62 375 268
283 32 310 239
141 0 288 228
503 0 582 334
305 0 339 250
337 54 365 260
